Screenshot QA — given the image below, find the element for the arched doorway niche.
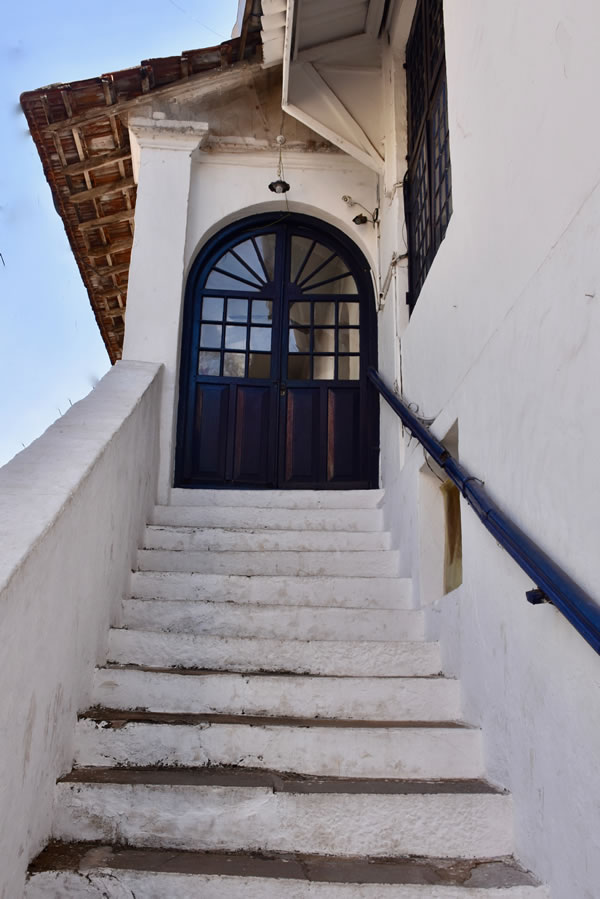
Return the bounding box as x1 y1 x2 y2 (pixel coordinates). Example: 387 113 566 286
176 212 379 489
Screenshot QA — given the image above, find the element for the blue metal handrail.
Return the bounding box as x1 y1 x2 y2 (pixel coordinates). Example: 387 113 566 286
368 367 600 656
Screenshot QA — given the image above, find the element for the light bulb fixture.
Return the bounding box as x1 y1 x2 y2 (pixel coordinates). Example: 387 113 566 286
268 134 290 194
269 179 290 193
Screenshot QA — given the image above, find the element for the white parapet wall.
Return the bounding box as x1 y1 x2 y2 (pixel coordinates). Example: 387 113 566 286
0 360 162 898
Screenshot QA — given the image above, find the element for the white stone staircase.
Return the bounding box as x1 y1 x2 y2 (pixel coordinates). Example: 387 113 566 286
26 489 547 897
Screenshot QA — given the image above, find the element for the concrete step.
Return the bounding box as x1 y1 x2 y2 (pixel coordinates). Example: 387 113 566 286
152 504 385 532
136 549 401 577
143 525 392 552
92 667 462 721
169 488 385 509
52 768 514 859
129 572 413 609
26 845 548 899
106 631 441 677
75 710 483 780
121 598 424 641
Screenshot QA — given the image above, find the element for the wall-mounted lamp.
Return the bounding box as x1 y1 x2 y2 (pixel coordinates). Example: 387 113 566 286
342 195 378 226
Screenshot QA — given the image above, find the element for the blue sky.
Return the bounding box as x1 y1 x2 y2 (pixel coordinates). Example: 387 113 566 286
0 0 239 466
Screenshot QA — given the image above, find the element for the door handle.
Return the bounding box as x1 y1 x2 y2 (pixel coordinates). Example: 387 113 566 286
280 385 287 397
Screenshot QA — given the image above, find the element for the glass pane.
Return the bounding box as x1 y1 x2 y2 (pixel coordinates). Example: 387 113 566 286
313 329 335 354
296 240 335 285
290 236 314 282
231 239 264 282
289 301 311 327
313 356 336 380
253 234 276 281
198 350 221 376
200 324 222 348
227 298 248 322
225 326 247 350
202 297 224 321
289 327 310 353
339 302 359 326
304 273 358 295
219 251 263 286
223 352 246 377
250 327 271 351
314 302 335 325
248 353 271 379
206 269 260 292
301 253 347 290
288 355 311 380
251 300 273 323
338 356 360 380
338 329 360 353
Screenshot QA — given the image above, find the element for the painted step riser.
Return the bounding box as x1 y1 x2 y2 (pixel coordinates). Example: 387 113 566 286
169 488 385 509
129 573 413 610
152 505 385 532
106 631 441 677
53 783 514 858
75 719 483 780
144 526 391 553
121 599 425 641
24 871 550 899
137 550 401 578
92 669 462 721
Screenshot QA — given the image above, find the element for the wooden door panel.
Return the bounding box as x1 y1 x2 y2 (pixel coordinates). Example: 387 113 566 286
187 383 230 482
233 385 276 485
327 387 361 483
283 387 321 486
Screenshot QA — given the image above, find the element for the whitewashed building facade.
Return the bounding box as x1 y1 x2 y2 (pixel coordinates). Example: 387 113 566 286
3 1 600 896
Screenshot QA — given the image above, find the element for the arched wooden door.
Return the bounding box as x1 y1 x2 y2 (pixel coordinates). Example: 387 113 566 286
176 214 379 489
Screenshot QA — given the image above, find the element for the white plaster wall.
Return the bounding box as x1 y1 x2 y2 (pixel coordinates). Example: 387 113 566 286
124 145 379 501
184 154 378 274
384 1 600 894
0 361 161 899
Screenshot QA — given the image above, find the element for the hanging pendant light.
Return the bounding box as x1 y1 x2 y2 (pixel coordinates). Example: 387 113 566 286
268 134 290 193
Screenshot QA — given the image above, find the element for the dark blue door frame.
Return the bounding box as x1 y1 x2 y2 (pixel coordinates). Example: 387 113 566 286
175 213 379 489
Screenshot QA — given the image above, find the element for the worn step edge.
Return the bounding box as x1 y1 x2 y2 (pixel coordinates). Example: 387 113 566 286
169 488 385 509
129 572 414 609
91 667 463 721
120 599 425 641
106 631 442 677
25 873 549 898
74 715 482 778
81 709 472 728
136 549 401 578
51 782 514 858
61 767 498 795
151 505 385 531
27 843 545 893
144 526 392 551
101 662 446 680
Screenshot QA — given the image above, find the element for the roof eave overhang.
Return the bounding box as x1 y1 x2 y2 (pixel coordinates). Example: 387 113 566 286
20 36 262 362
279 0 393 174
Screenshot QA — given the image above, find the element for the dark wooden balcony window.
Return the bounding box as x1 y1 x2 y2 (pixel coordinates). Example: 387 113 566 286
405 0 452 310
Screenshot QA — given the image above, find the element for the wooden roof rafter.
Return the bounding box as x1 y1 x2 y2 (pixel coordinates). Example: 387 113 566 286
20 33 262 362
